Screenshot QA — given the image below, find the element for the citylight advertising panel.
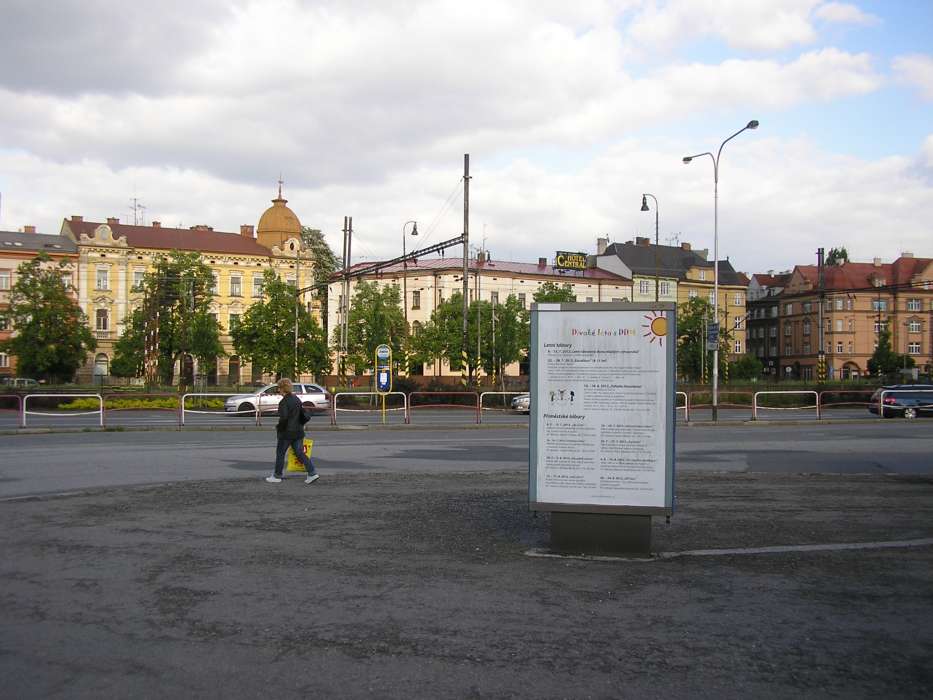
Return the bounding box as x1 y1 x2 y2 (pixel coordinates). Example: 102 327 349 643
529 302 676 515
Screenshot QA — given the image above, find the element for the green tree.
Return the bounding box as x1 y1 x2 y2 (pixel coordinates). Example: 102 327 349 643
729 353 764 381
408 292 465 373
0 253 95 382
868 327 914 377
533 281 576 303
300 227 340 333
676 297 729 382
333 280 405 374
112 250 223 385
482 295 530 377
826 247 849 266
232 269 330 379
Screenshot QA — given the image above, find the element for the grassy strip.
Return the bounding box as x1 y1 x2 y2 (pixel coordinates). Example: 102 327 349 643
59 398 225 410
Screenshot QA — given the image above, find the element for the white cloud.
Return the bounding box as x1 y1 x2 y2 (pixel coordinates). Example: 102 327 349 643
922 135 933 169
892 54 933 101
628 0 822 52
4 133 932 276
814 2 879 26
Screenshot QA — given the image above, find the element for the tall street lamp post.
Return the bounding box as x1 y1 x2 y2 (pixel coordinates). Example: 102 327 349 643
402 220 418 376
683 119 759 422
640 193 660 302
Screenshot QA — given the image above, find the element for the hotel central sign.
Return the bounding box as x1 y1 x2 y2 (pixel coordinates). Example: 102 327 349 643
554 251 587 271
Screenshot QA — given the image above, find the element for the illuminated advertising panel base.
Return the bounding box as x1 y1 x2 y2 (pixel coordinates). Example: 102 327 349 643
528 302 676 517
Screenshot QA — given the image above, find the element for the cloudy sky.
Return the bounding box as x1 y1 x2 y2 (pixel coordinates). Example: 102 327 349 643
1 0 931 274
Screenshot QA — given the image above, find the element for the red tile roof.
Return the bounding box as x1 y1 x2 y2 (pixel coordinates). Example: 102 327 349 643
63 219 273 257
752 273 791 287
794 257 933 291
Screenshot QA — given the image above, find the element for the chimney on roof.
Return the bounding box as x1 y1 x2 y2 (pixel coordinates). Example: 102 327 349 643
23 225 36 234
767 269 774 275
71 215 83 224
597 237 609 255
240 224 254 238
636 236 650 246
873 257 882 267
538 257 548 268
901 251 914 258
680 242 691 251
107 217 119 226
152 221 161 228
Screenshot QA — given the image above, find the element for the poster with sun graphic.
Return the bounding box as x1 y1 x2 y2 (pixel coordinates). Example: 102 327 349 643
529 302 676 514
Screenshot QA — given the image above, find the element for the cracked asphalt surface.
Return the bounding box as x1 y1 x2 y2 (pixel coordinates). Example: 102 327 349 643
2 469 932 698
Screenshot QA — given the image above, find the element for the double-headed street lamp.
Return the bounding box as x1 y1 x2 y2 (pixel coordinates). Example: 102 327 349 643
683 119 759 422
640 193 660 302
402 220 419 329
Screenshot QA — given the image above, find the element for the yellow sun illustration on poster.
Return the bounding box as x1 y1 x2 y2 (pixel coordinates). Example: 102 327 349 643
642 311 668 345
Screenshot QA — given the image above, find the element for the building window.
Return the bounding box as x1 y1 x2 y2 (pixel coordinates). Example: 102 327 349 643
490 291 499 305
660 281 671 296
769 326 777 338
835 319 843 332
803 341 811 354
688 289 698 299
0 317 8 331
785 303 793 315
96 309 109 331
229 313 239 331
784 323 791 337
848 341 853 353
708 290 714 303
0 270 10 290
699 270 706 281
411 290 421 310
803 302 811 313
734 340 742 353
518 293 526 308
908 342 921 354
835 298 843 311
837 341 843 353
133 270 145 290
210 273 218 295
802 366 813 380
907 298 921 311
230 276 242 297
639 280 650 295
803 320 811 336
909 320 921 333
0 353 8 368
872 299 887 311
848 319 854 331
734 293 743 305
96 268 109 290
252 275 263 297
286 277 296 289
874 321 886 333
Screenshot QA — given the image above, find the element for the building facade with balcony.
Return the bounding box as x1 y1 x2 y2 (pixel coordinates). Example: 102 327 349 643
746 272 791 377
777 255 933 380
60 189 320 384
597 237 748 360
0 227 79 380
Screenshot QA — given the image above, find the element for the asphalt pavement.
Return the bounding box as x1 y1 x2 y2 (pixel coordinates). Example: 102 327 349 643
1 423 932 698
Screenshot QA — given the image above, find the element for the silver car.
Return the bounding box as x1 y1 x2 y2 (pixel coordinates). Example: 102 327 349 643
511 393 530 414
225 383 331 416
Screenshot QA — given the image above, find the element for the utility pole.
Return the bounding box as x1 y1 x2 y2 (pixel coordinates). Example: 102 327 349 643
461 154 470 386
340 216 349 383
294 241 300 379
817 247 826 381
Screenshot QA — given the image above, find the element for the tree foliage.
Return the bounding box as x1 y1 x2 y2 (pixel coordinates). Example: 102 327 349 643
0 253 95 382
826 247 849 266
232 269 330 379
867 327 914 377
533 281 576 303
409 293 530 380
675 296 729 382
111 250 223 385
333 280 406 374
729 353 764 381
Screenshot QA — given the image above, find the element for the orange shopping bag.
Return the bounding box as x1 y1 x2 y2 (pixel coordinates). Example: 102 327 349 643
286 438 313 473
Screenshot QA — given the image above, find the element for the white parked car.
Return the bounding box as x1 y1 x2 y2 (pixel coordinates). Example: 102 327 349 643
225 383 331 416
511 393 530 414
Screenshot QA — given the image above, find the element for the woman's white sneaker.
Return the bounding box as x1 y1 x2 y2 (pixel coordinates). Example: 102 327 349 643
304 474 320 484
265 475 282 483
